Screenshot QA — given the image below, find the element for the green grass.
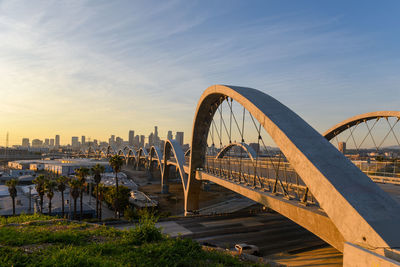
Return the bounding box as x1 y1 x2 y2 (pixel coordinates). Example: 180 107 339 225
0 214 265 267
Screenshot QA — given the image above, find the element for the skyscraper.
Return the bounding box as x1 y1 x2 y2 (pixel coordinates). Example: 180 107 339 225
55 135 60 147
129 130 134 146
32 139 43 148
71 137 79 149
109 135 115 146
134 135 139 147
22 138 29 148
148 133 154 147
140 135 145 148
49 139 55 147
167 130 173 140
44 139 50 146
81 136 86 146
175 132 184 146
116 137 123 147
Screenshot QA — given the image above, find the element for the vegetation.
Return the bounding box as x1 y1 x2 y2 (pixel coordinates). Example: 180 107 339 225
44 179 57 216
5 179 18 216
33 175 46 213
97 184 106 220
68 178 81 220
103 185 131 217
75 167 90 220
91 164 105 219
0 213 262 267
57 176 69 217
109 155 124 218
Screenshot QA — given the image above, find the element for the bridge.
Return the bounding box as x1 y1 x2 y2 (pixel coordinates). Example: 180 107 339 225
81 85 400 265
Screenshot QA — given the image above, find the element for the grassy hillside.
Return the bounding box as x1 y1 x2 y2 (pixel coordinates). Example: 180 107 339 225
0 214 264 267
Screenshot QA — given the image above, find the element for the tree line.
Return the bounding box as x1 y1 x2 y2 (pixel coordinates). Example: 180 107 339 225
5 155 126 220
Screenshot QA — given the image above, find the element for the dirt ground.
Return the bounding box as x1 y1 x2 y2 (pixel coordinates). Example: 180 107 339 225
122 166 241 215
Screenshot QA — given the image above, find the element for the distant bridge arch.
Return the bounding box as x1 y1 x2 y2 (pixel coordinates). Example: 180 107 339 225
215 142 257 161
323 111 400 141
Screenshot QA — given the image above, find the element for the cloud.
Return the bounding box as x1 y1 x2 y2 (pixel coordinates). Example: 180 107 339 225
0 0 399 145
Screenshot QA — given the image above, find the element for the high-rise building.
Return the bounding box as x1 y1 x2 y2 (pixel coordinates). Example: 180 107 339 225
175 132 184 146
140 135 145 148
81 136 86 146
116 137 123 147
55 135 60 147
71 137 79 149
167 131 173 140
93 139 98 146
134 135 139 147
154 126 160 146
22 138 30 148
49 139 55 147
148 133 154 147
44 138 50 146
109 135 115 146
129 130 134 146
32 139 43 148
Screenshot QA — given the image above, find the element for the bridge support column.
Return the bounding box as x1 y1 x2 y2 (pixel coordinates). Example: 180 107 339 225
184 173 202 215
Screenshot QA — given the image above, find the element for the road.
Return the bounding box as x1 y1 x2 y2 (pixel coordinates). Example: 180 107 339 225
114 211 343 266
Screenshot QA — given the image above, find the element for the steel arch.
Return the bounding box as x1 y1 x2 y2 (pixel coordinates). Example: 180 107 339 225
188 84 400 251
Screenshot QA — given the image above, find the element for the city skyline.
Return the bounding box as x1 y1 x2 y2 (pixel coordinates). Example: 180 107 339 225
1 1 400 146
13 128 186 148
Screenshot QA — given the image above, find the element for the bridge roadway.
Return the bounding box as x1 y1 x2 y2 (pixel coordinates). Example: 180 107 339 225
163 160 400 252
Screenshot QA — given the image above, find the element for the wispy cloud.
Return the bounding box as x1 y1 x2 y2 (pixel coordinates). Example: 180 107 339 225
0 0 399 145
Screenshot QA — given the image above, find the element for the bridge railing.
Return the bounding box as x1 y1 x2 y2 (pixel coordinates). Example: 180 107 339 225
203 157 318 206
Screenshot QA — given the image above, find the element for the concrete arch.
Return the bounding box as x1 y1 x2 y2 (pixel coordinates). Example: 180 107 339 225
127 148 137 158
117 149 126 158
87 146 95 157
106 145 117 157
323 111 400 141
188 84 400 251
78 150 86 158
149 146 163 171
162 139 187 193
136 147 149 170
215 142 257 161
137 147 148 158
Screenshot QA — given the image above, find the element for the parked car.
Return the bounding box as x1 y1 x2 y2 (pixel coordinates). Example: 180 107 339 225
234 243 259 255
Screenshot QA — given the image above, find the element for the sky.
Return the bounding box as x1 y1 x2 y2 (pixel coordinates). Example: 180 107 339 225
0 0 399 146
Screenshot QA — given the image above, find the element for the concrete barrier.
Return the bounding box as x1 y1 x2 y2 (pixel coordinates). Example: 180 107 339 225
344 242 400 267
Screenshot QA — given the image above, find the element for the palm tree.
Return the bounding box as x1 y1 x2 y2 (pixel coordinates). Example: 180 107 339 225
33 175 46 213
97 183 106 220
44 179 57 216
91 164 105 219
75 167 89 220
6 179 18 216
109 155 124 218
69 178 81 220
57 176 69 217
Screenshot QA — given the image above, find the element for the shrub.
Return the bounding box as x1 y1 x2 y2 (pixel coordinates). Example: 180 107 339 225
103 185 130 214
125 209 163 245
